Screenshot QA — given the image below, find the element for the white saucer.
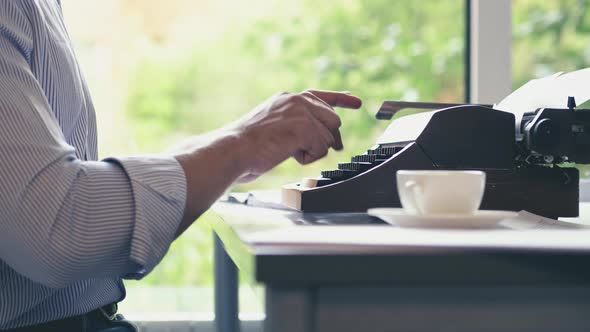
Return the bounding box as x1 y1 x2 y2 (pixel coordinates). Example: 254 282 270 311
367 208 518 229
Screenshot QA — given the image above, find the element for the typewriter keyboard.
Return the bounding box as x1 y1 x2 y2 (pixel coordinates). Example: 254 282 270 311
304 146 404 187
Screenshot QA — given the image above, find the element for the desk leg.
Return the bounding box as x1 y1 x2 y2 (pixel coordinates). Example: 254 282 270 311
214 234 240 332
265 286 315 332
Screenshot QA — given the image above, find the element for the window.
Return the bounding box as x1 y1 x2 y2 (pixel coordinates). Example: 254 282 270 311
62 0 465 321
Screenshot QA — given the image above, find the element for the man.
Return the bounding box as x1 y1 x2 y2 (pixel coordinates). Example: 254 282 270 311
0 1 362 331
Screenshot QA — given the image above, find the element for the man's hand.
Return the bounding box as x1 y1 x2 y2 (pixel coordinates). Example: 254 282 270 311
231 90 362 182
174 89 361 236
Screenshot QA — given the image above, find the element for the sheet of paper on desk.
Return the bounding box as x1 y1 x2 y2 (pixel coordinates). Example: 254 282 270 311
494 68 590 129
500 211 589 229
222 190 292 210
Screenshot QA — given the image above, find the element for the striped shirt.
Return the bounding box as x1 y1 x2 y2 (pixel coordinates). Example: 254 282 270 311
0 0 187 329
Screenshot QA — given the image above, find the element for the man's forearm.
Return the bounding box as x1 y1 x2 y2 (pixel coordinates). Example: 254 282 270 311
172 90 362 237
174 131 248 236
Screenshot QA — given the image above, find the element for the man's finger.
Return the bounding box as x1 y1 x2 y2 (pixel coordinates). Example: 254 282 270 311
301 91 332 109
300 93 344 150
301 92 341 128
305 89 363 109
301 92 343 150
294 150 317 165
293 121 330 165
306 113 334 147
332 128 343 150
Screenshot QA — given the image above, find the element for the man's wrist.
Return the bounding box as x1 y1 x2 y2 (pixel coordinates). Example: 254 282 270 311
173 129 252 235
175 130 249 183
218 129 252 180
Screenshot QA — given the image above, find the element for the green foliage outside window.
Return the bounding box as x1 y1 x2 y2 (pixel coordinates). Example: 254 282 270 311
513 0 590 88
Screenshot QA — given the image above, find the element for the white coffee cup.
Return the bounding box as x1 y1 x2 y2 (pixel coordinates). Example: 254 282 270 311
397 170 486 215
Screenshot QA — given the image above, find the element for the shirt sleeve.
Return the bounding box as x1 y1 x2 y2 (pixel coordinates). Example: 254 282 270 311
0 3 187 288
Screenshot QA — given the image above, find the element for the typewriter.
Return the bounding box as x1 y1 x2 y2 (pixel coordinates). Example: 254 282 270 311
282 97 590 218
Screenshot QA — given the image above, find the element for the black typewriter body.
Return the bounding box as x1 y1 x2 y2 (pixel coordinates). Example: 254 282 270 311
282 101 590 219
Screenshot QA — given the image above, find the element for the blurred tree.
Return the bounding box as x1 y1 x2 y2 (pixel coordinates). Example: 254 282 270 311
240 0 465 139
513 0 590 86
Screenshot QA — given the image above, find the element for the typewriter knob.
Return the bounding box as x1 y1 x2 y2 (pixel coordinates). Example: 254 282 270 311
531 118 558 150
568 96 577 110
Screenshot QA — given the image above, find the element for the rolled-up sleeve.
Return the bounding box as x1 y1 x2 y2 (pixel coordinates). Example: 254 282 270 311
105 157 186 279
0 3 187 288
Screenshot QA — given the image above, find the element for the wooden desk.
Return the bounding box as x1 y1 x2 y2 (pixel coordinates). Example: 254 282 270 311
210 201 590 332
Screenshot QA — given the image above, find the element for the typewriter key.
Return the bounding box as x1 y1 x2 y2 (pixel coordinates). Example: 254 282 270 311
369 146 401 156
352 154 388 162
321 169 358 179
338 162 373 172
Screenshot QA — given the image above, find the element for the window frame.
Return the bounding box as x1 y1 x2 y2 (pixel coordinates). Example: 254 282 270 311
466 0 512 104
